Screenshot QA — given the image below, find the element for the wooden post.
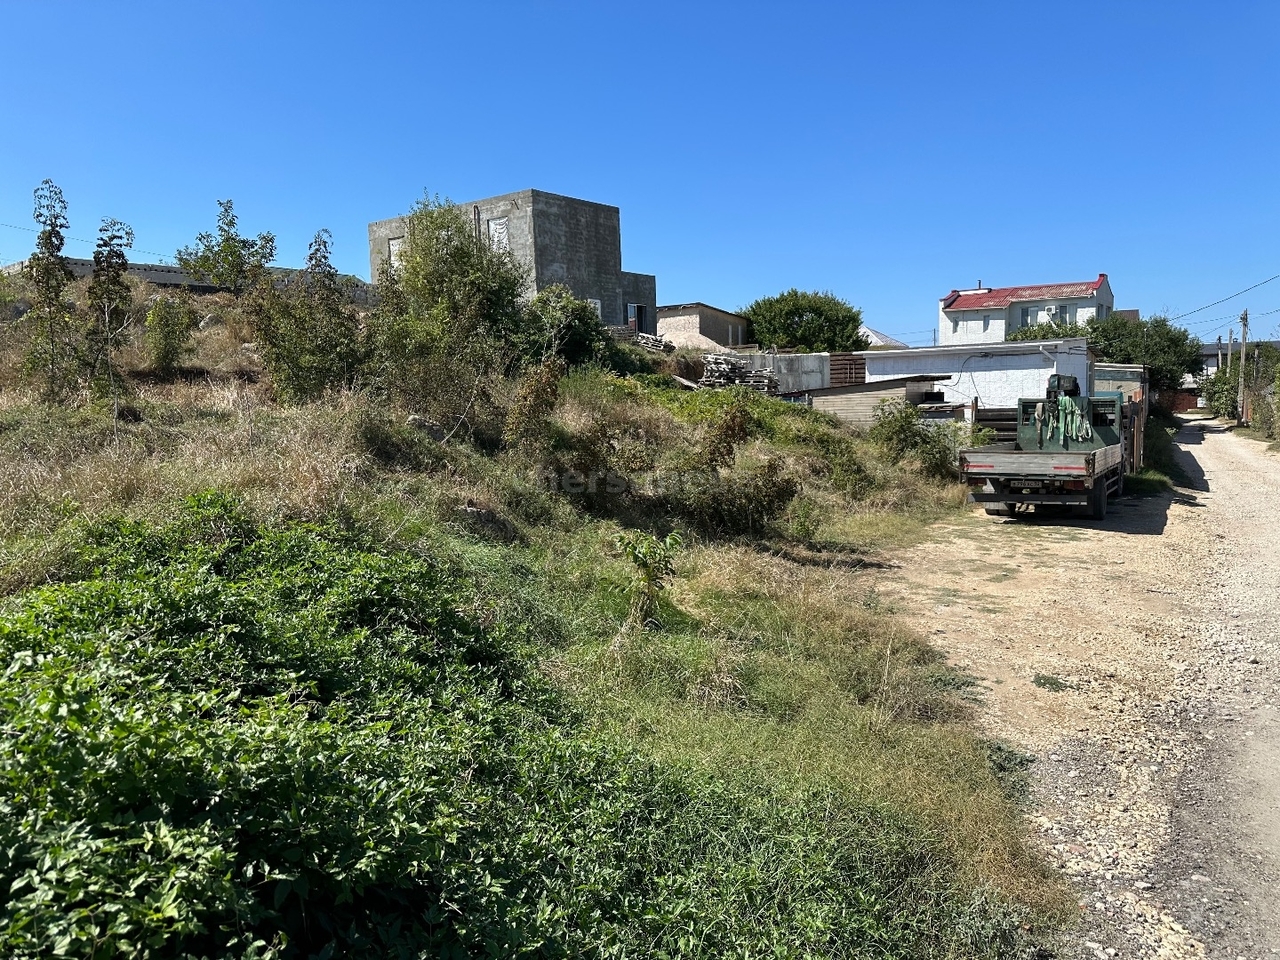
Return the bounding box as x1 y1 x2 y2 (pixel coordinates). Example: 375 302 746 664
970 396 978 424
1217 335 1222 373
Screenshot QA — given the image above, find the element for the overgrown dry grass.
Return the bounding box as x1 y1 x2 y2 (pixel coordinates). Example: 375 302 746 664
0 315 1075 948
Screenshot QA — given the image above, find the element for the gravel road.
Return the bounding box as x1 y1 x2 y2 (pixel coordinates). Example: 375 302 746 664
871 417 1279 959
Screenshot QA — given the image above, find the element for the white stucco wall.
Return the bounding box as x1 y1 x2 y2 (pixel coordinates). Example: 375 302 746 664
863 339 1092 409
937 307 1009 346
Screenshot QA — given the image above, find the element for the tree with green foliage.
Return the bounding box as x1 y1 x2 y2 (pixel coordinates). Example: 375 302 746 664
365 195 530 441
23 179 77 402
175 199 276 295
741 289 870 352
144 294 198 377
1008 312 1202 392
249 229 365 403
521 283 607 366
85 218 135 407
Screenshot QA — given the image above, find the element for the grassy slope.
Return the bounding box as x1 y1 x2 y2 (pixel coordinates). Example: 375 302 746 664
0 326 1070 955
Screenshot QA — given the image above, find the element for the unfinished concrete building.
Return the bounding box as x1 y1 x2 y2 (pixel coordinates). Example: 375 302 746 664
368 189 657 332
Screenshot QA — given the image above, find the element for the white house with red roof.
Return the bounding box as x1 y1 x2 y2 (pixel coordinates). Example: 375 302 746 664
938 274 1114 346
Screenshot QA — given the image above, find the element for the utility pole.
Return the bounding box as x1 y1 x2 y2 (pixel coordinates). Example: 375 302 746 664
1237 309 1248 424
1216 335 1223 372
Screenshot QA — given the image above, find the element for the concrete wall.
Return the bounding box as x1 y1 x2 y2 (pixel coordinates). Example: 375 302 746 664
863 339 1093 409
621 271 657 333
739 352 830 394
656 304 747 347
368 189 655 329
530 191 623 324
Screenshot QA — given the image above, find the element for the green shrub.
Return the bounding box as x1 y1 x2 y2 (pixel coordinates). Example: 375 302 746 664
870 401 989 481
249 231 365 403
144 294 197 376
0 494 1034 957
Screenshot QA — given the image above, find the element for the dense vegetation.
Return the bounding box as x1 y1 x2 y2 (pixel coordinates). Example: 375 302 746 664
1008 311 1202 392
740 289 870 352
0 183 1067 957
1201 342 1280 439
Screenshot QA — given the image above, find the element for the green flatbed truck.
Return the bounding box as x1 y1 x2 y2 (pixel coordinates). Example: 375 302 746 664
957 375 1133 521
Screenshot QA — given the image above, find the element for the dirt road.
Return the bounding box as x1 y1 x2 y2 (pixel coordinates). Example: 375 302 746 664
872 418 1279 958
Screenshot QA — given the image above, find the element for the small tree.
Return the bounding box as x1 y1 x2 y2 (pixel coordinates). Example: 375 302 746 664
249 229 364 403
741 289 869 352
176 199 276 295
85 218 135 407
365 195 530 442
614 530 683 627
144 295 197 377
23 179 77 402
521 284 607 366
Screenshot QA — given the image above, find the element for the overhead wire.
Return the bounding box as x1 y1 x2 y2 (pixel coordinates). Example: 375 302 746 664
1170 273 1280 321
0 221 176 264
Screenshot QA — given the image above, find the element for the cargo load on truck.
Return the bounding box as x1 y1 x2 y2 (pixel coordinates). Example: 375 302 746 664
957 375 1141 521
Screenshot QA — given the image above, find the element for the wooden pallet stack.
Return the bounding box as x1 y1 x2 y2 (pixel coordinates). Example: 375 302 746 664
636 332 675 353
698 354 779 394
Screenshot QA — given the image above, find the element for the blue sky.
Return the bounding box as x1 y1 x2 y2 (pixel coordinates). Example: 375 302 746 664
2 1 1278 345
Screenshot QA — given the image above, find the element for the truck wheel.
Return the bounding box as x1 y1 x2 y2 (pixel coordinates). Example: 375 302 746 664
1090 482 1108 521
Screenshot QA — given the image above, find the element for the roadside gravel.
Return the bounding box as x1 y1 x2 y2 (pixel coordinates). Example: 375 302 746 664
871 417 1279 959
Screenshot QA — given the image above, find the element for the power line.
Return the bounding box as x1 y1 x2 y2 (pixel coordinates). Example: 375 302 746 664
0 221 176 264
1170 273 1280 321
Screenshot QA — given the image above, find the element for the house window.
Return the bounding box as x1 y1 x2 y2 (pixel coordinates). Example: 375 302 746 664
1020 307 1032 328
487 217 510 252
982 314 990 332
951 317 959 334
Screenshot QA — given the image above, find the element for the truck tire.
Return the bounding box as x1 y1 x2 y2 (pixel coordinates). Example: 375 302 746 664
1090 481 1108 521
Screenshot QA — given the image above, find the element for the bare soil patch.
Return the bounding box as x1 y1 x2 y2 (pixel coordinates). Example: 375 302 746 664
867 419 1280 959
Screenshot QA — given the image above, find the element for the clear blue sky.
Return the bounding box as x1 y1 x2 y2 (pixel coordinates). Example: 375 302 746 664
3 1 1278 345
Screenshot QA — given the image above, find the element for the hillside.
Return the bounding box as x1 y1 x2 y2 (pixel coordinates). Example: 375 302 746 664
0 231 1070 957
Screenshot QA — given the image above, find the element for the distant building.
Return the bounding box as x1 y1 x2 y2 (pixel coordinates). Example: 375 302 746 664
1 257 225 294
368 189 656 331
861 327 908 349
0 258 373 303
938 274 1114 346
656 302 748 349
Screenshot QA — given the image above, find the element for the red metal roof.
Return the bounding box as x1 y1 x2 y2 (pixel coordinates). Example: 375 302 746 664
942 274 1107 310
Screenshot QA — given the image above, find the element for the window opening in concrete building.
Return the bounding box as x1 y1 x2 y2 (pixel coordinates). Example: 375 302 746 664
982 314 990 332
587 298 602 319
387 237 404 264
487 217 510 252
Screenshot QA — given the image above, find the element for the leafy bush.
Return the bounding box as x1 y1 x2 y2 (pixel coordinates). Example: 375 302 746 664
520 285 607 366
249 231 365 403
870 401 988 480
613 530 682 626
144 294 197 376
1201 365 1237 419
0 494 1033 957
